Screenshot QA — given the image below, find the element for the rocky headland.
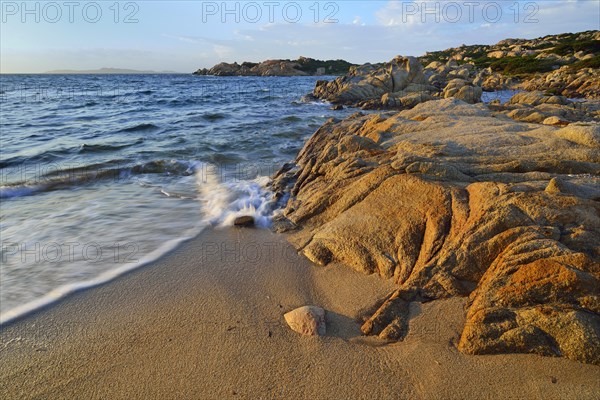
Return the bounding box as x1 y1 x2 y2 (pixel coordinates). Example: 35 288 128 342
270 30 600 366
193 56 356 76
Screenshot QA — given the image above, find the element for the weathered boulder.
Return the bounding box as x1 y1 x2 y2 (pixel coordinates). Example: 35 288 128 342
447 67 471 80
254 60 308 76
473 68 516 91
284 306 326 336
381 92 435 109
498 98 600 125
545 176 600 200
204 62 242 76
313 56 429 105
488 50 507 59
418 31 599 99
425 61 444 70
442 79 482 103
543 116 569 126
508 91 570 106
506 108 547 123
272 98 600 365
455 85 483 104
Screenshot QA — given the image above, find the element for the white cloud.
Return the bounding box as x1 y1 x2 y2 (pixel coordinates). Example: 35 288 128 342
352 16 365 26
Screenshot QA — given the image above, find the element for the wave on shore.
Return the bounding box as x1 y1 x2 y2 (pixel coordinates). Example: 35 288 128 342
0 161 278 325
1 155 280 326
197 165 276 228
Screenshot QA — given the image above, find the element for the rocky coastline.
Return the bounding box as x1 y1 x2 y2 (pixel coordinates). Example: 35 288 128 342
194 31 599 100
270 30 600 366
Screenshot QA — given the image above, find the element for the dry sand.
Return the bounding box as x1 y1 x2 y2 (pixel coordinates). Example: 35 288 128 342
1 228 598 399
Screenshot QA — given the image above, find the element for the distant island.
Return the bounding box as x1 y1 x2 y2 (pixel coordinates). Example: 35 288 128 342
193 57 356 76
44 68 179 74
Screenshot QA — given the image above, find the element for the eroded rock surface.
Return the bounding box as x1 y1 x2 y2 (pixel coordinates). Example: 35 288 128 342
272 99 600 365
489 91 600 125
313 56 437 108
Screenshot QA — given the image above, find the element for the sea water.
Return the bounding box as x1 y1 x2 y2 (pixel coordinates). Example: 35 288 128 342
0 74 353 321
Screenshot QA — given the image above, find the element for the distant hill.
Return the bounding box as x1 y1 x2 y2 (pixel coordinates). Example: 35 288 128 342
44 67 179 74
193 57 356 77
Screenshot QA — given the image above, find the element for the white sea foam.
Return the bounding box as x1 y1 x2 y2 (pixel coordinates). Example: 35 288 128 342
196 163 277 228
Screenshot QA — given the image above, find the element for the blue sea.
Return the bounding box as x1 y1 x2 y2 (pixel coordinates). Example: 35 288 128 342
0 74 355 321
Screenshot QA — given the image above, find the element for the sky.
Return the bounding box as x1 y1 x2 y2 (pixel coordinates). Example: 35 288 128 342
1 0 599 73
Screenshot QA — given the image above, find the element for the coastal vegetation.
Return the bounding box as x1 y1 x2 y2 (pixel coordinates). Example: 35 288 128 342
418 31 600 78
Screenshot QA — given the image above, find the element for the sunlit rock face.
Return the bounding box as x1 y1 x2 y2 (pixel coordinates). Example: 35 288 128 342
272 98 600 365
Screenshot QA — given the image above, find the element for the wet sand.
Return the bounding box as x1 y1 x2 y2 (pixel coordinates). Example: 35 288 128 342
1 228 599 399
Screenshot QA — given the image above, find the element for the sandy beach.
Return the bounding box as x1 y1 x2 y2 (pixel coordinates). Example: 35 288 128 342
1 227 598 399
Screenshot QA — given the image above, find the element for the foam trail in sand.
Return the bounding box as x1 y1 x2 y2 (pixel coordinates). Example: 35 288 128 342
0 227 205 325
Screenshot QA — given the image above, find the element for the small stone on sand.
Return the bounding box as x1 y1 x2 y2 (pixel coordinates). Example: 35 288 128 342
233 216 255 227
284 306 326 336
